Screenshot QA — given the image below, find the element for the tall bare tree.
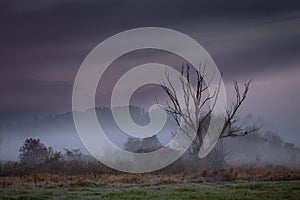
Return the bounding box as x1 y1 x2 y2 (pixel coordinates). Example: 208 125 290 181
161 64 258 155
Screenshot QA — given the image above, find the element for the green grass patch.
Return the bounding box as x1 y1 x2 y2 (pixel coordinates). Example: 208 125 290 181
0 181 299 200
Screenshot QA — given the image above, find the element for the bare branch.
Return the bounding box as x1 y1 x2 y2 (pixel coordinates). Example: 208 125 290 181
159 64 256 155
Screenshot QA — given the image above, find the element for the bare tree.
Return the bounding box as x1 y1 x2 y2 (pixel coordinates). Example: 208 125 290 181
161 64 258 155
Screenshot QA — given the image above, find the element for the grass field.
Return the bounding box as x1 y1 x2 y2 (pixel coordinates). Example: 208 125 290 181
0 181 299 200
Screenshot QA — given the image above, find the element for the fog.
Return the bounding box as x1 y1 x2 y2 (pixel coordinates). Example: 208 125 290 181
0 106 298 169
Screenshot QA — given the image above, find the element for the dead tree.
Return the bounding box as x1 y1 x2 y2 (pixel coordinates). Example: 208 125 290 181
161 64 258 156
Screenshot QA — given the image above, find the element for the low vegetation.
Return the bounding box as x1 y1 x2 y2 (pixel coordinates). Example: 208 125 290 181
1 181 299 200
0 132 299 199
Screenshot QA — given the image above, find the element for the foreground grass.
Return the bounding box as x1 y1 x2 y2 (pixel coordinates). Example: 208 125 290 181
0 181 299 200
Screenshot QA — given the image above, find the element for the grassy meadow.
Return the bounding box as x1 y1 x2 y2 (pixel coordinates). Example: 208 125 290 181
0 180 299 200
1 166 300 200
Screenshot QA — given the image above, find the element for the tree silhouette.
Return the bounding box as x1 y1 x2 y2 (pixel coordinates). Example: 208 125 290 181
124 135 163 153
19 138 49 164
161 64 258 156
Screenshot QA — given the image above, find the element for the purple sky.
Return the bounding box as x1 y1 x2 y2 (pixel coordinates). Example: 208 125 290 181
0 0 300 146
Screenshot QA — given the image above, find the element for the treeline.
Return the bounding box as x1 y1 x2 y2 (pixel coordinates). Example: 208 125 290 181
1 128 299 177
0 137 223 176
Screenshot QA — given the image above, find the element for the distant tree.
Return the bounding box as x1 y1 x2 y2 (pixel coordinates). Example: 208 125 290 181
63 148 83 161
19 138 49 164
264 130 284 146
124 137 141 152
137 135 163 153
44 147 63 172
124 135 163 153
46 147 62 163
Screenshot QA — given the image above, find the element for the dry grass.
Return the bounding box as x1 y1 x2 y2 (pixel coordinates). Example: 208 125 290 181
1 165 299 189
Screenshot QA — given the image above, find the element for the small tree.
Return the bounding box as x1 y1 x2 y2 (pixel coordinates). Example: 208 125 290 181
46 147 62 163
63 148 83 161
44 147 63 172
19 138 49 164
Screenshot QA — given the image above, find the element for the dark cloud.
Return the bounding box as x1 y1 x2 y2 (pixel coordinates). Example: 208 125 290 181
1 0 300 47
0 78 73 121
211 26 300 80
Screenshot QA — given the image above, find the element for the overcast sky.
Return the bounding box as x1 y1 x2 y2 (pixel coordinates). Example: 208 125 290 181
0 0 300 145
